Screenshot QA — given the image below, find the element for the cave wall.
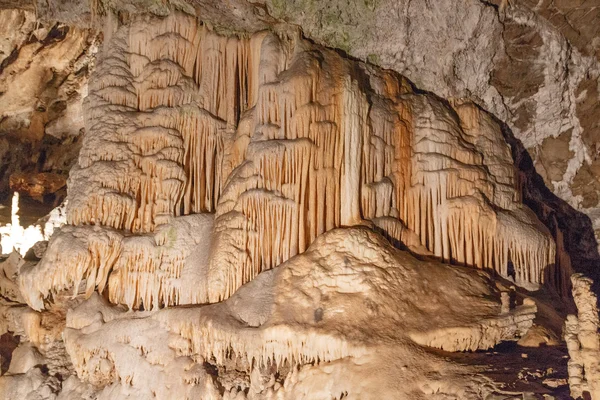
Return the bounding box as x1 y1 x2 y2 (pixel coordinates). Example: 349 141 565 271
0 7 99 201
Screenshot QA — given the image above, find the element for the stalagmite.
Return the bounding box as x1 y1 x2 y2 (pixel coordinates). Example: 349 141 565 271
565 274 600 399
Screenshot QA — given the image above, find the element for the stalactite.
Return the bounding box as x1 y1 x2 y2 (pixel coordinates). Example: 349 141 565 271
67 12 267 234
19 225 123 311
185 321 358 370
25 12 557 310
340 77 369 226
20 214 213 311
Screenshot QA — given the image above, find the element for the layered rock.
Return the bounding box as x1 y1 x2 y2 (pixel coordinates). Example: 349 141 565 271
17 12 556 311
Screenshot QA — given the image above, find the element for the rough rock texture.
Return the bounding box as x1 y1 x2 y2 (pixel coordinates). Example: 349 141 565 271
0 7 99 200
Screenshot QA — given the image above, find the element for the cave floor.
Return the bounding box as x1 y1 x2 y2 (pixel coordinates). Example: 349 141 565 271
431 341 570 399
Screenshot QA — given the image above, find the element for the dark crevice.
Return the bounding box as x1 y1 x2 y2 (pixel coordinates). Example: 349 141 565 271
490 106 600 303
41 24 70 46
0 47 20 76
0 332 20 374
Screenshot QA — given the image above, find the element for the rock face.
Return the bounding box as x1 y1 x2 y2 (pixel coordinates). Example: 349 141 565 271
0 8 99 200
9 173 66 199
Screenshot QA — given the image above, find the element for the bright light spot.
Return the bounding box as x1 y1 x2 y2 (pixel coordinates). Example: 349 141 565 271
0 192 67 256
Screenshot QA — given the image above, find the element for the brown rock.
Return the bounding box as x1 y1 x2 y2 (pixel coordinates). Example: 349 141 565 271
9 172 66 198
572 161 600 209
576 75 600 153
490 20 544 133
535 130 574 185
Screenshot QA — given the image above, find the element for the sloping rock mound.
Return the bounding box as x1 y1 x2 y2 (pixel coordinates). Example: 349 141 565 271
61 227 536 399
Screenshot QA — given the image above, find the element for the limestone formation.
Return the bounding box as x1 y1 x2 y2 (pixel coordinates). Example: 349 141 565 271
18 12 555 312
565 274 600 399
0 2 594 400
